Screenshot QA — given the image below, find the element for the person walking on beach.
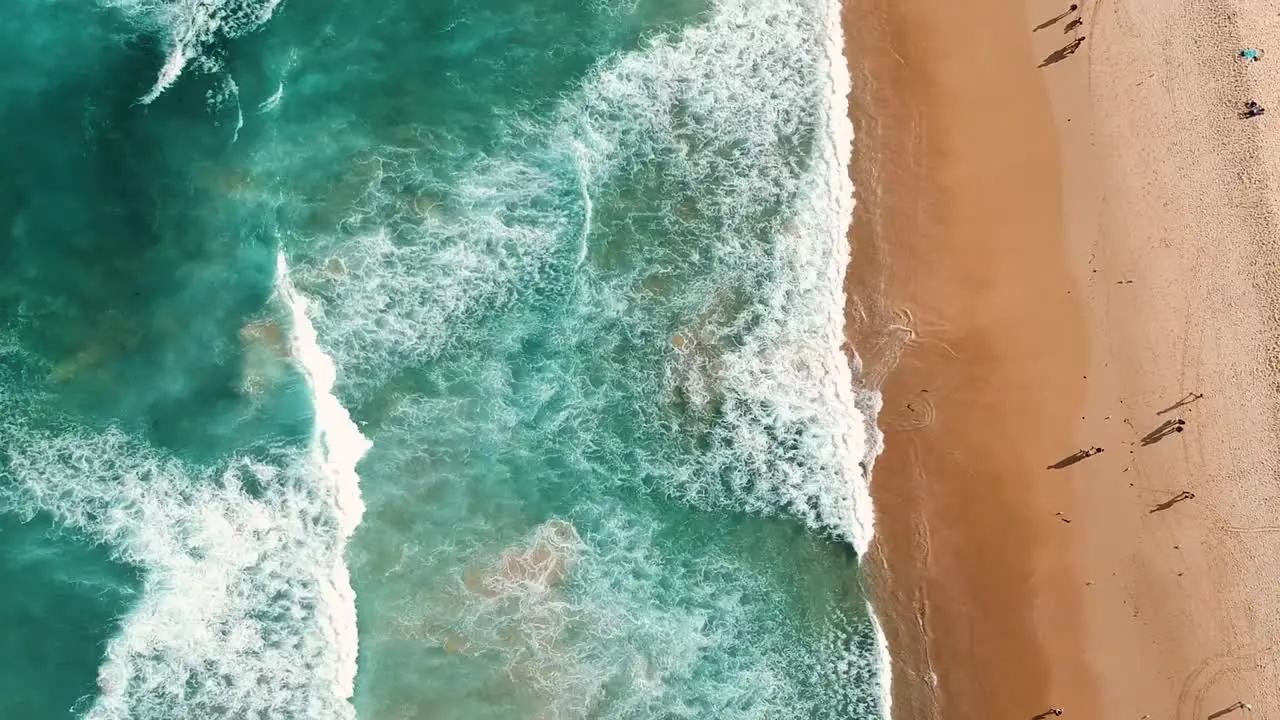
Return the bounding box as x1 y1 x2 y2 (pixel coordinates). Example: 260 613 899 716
1243 100 1266 118
1158 391 1204 415
1141 418 1186 445
1047 446 1103 470
1039 35 1087 67
1240 48 1264 62
1034 4 1078 32
1149 490 1196 514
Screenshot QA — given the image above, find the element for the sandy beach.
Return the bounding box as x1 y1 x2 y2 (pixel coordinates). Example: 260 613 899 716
844 0 1280 716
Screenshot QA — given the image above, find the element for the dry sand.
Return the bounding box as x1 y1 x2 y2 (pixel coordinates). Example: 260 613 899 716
842 0 1280 717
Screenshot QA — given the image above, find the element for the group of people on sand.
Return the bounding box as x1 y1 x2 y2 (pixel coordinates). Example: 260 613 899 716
1034 4 1087 67
1040 3 1269 120
1237 47 1268 116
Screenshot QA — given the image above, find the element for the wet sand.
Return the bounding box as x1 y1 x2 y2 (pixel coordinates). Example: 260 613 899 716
843 0 1280 716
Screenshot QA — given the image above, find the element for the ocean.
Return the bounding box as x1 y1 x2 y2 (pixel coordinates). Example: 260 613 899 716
0 0 887 717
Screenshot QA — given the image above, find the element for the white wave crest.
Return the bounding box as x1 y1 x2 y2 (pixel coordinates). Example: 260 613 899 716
279 0 888 713
103 0 284 104
288 0 877 551
560 0 876 550
275 252 370 542
0 258 369 718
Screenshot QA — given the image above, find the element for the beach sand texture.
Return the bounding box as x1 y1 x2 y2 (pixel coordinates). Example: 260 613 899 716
844 0 1280 716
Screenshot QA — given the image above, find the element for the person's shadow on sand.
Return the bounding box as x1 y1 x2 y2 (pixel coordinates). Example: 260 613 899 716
1040 37 1087 67
1047 447 1103 469
1148 490 1195 514
1033 4 1077 32
1157 391 1203 415
1140 418 1185 446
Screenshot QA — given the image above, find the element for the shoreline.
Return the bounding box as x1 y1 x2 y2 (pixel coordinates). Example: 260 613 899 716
842 0 1088 713
843 0 1280 716
838 0 935 715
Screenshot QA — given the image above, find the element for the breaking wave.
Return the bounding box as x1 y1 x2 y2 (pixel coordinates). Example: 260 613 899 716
7 0 895 715
102 0 284 103
293 0 878 550
0 258 368 718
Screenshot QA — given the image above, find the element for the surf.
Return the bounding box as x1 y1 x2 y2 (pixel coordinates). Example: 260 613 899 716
0 0 894 715
101 0 285 104
0 263 368 718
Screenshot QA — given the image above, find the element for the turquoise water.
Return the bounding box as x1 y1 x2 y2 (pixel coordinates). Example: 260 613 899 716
0 0 886 717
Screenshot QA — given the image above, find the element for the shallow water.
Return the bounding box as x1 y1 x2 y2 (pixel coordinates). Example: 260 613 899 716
0 0 885 716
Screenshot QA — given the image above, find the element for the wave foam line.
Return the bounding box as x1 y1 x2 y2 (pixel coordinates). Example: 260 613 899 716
817 0 892 713
52 255 370 718
274 251 371 699
811 0 875 557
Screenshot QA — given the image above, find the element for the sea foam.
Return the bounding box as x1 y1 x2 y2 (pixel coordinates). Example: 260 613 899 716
559 0 878 551
296 0 886 713
0 258 367 718
131 0 887 713
101 0 284 104
297 0 879 552
0 0 891 714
